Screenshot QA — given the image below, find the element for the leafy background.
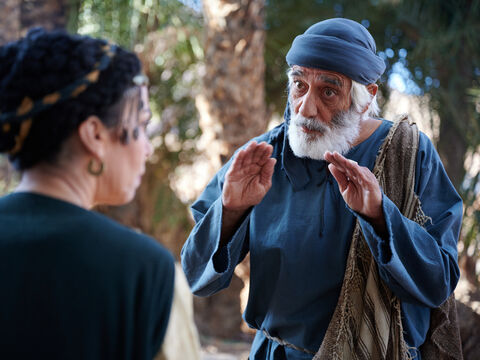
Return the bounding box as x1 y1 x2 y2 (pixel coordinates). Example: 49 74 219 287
1 0 479 356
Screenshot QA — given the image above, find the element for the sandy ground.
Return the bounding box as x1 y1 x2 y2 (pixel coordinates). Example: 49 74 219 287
200 336 251 360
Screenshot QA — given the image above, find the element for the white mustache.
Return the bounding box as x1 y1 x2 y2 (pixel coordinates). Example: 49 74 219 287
288 108 361 161
292 116 330 133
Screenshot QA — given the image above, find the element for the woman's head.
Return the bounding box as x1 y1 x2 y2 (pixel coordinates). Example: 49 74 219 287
0 28 145 168
0 28 152 205
91 85 153 205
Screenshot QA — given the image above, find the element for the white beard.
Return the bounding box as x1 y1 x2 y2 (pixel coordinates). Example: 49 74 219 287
287 107 361 160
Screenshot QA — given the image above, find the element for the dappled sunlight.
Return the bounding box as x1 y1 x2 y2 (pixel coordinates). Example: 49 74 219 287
383 89 440 142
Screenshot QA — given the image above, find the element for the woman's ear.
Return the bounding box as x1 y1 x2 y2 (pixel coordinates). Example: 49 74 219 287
77 116 109 160
366 83 378 97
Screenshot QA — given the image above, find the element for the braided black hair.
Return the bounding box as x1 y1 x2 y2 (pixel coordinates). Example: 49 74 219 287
0 28 142 170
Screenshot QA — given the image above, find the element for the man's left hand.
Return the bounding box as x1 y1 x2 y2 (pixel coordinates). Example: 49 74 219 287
325 151 387 236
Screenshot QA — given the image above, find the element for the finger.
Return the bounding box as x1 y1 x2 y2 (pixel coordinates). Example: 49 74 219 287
324 151 349 174
324 151 335 162
251 142 269 164
246 141 258 155
328 163 349 193
230 140 257 172
356 167 376 188
330 151 357 170
230 147 250 173
339 158 378 189
241 141 259 166
254 142 269 163
328 152 365 184
257 143 274 166
325 152 349 177
260 158 276 186
261 142 273 156
357 167 380 191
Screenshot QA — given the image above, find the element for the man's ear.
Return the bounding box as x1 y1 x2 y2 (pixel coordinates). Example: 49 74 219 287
359 83 378 115
77 116 109 160
366 83 378 97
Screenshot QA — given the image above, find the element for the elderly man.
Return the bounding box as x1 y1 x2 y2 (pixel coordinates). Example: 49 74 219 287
181 18 462 359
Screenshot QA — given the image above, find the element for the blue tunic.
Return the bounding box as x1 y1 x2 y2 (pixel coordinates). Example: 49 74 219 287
181 119 462 359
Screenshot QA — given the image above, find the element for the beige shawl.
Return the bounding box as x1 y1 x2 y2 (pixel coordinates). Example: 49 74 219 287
314 116 462 360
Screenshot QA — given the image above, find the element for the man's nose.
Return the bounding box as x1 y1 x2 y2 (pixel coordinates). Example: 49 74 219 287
298 91 318 119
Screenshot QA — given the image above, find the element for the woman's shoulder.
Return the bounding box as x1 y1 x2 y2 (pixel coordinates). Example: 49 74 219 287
58 200 176 278
0 192 174 266
84 208 175 265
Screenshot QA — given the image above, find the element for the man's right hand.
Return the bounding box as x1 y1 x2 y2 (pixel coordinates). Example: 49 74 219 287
217 141 276 249
222 141 276 214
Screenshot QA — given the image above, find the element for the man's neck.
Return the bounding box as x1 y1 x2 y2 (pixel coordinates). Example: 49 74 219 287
352 117 382 147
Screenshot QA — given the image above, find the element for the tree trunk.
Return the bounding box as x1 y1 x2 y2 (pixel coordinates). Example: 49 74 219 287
436 113 467 190
435 55 470 190
199 0 267 166
455 277 480 360
435 51 477 290
0 0 68 43
193 0 268 339
0 0 68 195
0 0 21 45
20 0 68 32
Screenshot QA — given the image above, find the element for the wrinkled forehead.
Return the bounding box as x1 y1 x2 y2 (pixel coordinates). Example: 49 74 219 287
289 65 352 89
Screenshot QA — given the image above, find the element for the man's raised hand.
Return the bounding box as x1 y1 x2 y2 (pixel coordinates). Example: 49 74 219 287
222 141 276 213
325 151 387 236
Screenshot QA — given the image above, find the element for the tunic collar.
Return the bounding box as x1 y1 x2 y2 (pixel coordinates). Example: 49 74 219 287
280 130 312 191
279 100 313 191
279 101 341 191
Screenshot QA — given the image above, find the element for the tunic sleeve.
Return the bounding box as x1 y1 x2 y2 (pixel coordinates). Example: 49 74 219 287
356 132 462 308
180 162 251 297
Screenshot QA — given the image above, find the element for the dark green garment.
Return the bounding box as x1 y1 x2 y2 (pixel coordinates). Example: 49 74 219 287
0 192 175 360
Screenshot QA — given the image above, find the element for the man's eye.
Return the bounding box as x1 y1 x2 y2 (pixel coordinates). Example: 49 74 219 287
324 88 336 97
294 80 305 90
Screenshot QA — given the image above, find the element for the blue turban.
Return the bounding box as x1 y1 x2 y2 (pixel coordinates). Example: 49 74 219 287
286 18 385 85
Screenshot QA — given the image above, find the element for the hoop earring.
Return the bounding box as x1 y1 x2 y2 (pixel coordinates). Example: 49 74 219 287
87 159 104 176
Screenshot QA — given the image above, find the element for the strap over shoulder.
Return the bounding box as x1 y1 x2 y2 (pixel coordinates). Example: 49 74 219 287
374 114 419 219
374 115 462 359
314 114 462 360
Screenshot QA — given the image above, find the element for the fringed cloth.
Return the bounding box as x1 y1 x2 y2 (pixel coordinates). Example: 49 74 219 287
314 116 463 360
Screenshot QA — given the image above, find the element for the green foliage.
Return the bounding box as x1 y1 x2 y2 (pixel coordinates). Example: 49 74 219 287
460 169 480 260
461 87 480 267
75 0 204 242
0 158 19 196
264 0 480 277
264 0 396 113
393 0 480 275
75 0 200 47
265 0 479 124
71 0 480 271
392 0 480 141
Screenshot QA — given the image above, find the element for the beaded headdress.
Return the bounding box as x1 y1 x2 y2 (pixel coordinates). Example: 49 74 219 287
0 42 117 155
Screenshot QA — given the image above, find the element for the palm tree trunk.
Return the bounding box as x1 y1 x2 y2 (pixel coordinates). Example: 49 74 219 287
0 0 68 195
194 0 268 339
20 0 68 31
0 0 21 45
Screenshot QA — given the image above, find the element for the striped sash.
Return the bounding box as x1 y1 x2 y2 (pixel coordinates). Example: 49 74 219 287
314 116 428 360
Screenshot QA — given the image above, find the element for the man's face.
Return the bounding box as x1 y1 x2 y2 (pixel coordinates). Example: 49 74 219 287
288 65 362 160
289 65 352 123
